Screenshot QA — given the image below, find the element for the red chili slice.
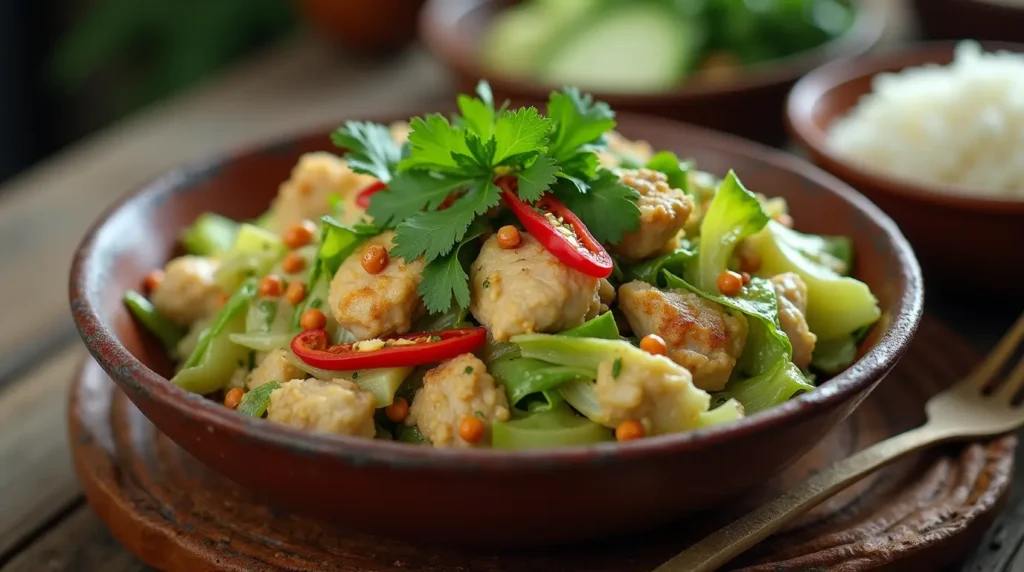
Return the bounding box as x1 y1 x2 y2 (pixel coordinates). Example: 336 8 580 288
290 327 487 370
497 177 613 279
355 181 387 208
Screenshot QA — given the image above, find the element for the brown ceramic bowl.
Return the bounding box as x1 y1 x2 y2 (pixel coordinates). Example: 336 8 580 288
786 41 1024 298
69 110 923 547
294 0 426 54
913 0 1024 43
419 0 886 145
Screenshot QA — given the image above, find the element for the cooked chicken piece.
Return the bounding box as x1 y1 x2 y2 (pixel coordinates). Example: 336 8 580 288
771 272 817 369
618 281 748 392
247 349 305 390
267 378 376 438
598 278 616 313
328 231 425 340
389 121 411 146
592 346 710 436
268 152 376 230
597 131 655 168
150 255 224 327
610 169 694 262
683 169 720 236
405 354 510 447
469 233 601 341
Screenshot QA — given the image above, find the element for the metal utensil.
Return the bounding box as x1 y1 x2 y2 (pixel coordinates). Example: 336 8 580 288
656 312 1024 572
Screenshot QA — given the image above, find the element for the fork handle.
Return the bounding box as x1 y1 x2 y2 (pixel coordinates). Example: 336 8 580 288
653 424 946 572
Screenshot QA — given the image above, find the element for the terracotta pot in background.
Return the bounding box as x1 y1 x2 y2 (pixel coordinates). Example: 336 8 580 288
294 0 427 54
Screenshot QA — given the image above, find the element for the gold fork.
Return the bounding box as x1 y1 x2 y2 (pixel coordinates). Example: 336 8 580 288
655 312 1024 572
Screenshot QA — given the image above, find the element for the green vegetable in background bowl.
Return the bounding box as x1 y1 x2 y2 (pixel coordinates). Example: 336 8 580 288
482 0 856 92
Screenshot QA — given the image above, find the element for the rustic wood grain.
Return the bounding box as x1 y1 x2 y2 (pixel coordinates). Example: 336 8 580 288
0 37 450 385
0 507 149 572
0 347 85 559
65 316 1013 572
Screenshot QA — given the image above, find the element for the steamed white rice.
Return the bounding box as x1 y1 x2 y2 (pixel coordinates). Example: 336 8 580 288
826 41 1024 198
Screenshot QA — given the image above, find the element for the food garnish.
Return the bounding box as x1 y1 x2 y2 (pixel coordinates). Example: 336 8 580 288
290 327 487 370
331 81 641 312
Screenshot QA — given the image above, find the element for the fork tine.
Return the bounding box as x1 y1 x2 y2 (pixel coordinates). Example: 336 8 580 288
963 312 1024 392
993 355 1024 403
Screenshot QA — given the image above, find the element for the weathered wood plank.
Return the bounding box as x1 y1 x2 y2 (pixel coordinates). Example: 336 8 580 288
0 37 449 383
958 434 1024 572
0 347 85 559
0 506 149 572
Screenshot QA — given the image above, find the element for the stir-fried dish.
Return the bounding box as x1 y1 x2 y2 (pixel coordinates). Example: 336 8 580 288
124 83 880 449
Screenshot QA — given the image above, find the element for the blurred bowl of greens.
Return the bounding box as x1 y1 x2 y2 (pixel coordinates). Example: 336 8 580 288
422 0 886 145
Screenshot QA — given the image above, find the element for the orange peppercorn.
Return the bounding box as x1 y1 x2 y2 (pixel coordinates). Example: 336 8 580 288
639 334 668 356
385 397 410 423
300 308 327 331
741 272 751 285
217 293 230 308
458 415 486 444
717 270 743 297
773 212 794 228
143 270 164 292
282 220 317 249
284 281 307 306
615 420 645 442
224 387 244 410
281 251 306 274
738 250 762 274
361 244 389 274
496 225 521 249
258 274 284 297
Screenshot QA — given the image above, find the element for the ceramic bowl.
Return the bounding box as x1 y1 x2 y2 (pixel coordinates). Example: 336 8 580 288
69 110 923 547
913 0 1024 43
786 41 1024 299
293 0 426 54
419 0 886 145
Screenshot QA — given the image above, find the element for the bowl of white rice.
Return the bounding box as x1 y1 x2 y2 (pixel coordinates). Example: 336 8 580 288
787 40 1024 296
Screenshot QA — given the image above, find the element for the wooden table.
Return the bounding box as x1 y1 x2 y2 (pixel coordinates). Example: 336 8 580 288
0 1 1021 570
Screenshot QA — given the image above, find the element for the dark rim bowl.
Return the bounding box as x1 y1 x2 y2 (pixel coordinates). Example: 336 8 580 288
419 0 886 144
787 41 1024 213
786 40 1024 297
913 0 1024 43
69 110 924 545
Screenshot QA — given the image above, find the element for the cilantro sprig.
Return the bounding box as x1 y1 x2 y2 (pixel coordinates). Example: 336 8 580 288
332 81 641 314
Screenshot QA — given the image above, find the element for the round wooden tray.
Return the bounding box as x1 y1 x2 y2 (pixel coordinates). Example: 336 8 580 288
70 316 1015 572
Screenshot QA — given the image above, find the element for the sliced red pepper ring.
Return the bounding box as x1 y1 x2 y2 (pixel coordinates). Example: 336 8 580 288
497 177 613 279
355 181 387 208
290 327 487 370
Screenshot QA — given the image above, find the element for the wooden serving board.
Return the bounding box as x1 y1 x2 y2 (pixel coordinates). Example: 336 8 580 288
69 316 1015 572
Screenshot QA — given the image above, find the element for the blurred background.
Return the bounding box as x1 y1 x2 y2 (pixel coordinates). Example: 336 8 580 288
0 0 301 184
0 0 1020 186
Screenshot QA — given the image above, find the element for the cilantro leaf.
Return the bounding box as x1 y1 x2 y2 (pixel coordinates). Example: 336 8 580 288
331 121 402 183
560 148 600 180
557 169 641 244
367 171 475 228
464 134 496 169
493 107 552 166
391 179 500 263
517 155 560 202
419 219 488 313
547 88 616 162
646 151 691 192
554 172 589 196
458 81 496 141
398 114 472 173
